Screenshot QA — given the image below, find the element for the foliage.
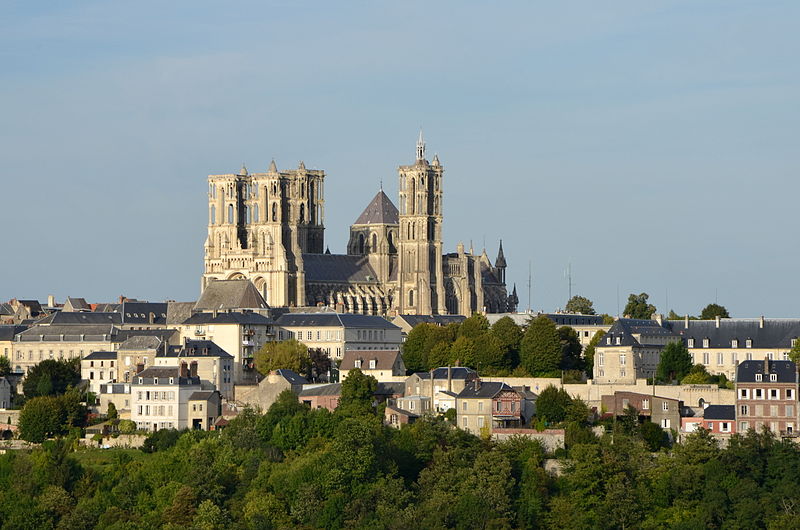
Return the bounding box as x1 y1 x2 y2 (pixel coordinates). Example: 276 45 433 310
520 315 562 376
583 329 606 379
254 339 310 376
639 421 669 451
458 313 489 339
600 314 615 325
22 358 81 399
657 341 693 383
118 419 136 434
307 348 332 382
338 368 378 416
141 429 186 453
557 326 583 371
700 303 730 320
490 316 522 367
0 356 10 377
535 385 572 424
18 396 67 443
106 402 118 420
565 295 595 315
681 364 713 384
623 292 656 319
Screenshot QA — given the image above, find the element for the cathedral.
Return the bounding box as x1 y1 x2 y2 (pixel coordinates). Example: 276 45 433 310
202 134 517 316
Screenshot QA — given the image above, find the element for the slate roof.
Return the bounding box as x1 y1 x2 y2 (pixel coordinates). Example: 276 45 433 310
116 329 177 346
457 380 515 399
736 359 797 384
302 254 381 283
416 367 477 380
166 302 196 325
274 369 307 385
195 280 269 311
189 391 217 401
394 314 466 328
0 325 26 341
376 382 405 395
703 405 735 421
133 366 200 385
275 312 399 330
118 335 164 351
64 297 90 311
119 302 168 325
182 312 272 325
16 324 118 341
162 340 233 359
83 351 118 360
667 319 800 349
340 350 402 371
299 383 341 397
0 303 14 316
50 312 122 325
601 318 679 348
353 190 399 225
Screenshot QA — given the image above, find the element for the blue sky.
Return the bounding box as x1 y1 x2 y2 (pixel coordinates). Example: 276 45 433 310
1 1 798 317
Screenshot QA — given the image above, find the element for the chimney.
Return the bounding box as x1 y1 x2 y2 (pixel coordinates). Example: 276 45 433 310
715 315 720 328
475 377 481 392
764 357 769 375
136 363 145 374
447 366 452 393
149 312 155 324
685 315 689 328
190 360 198 378
180 362 189 378
47 295 55 307
654 313 663 326
760 315 765 329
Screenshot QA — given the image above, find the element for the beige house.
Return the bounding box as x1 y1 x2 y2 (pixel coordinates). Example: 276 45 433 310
153 339 235 399
81 351 119 394
456 380 525 435
339 350 406 381
235 369 306 410
274 312 402 360
404 367 478 412
601 391 683 431
0 325 26 363
131 366 202 431
187 391 222 430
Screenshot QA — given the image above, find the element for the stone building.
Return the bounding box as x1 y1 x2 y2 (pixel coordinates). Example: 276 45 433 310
735 359 797 436
201 133 515 316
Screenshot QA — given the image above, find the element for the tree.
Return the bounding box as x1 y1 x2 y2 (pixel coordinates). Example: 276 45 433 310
449 336 478 369
535 385 572 424
681 364 713 384
106 402 118 420
22 359 80 399
623 293 656 319
639 421 668 451
565 295 596 315
557 326 583 371
254 339 310 375
700 303 730 320
490 316 522 368
18 396 66 443
583 330 606 379
458 313 489 339
519 315 562 376
307 348 331 382
657 341 693 383
402 324 431 373
0 356 10 377
338 368 378 415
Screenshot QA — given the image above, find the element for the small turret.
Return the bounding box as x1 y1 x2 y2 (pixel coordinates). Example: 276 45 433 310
268 159 278 173
239 164 248 176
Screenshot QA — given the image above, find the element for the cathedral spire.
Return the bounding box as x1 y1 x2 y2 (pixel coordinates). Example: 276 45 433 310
416 129 425 161
239 163 248 176
268 159 277 173
495 239 507 268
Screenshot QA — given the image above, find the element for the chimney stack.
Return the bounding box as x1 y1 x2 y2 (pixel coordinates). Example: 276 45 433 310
715 315 720 328
190 360 198 378
180 362 189 378
760 315 765 329
475 377 481 392
764 357 769 373
685 315 689 328
47 295 55 307
447 366 452 393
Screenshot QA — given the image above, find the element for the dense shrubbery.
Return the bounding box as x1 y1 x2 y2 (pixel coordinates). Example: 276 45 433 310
1 383 799 528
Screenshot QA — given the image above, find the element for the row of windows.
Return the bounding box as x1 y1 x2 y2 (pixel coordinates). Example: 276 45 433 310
354 359 377 369
137 391 176 401
137 421 175 430
738 387 794 400
739 421 794 433
462 415 486 429
739 404 795 417
16 349 84 361
278 330 343 342
137 405 173 417
599 351 789 369
460 401 517 413
88 360 114 368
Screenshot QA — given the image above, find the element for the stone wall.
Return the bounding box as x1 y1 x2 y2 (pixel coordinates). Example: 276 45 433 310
491 428 565 452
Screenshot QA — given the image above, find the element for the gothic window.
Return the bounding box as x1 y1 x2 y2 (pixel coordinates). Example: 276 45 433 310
358 234 365 254
210 205 216 225
371 233 377 251
272 203 278 222
408 290 414 306
300 204 305 223
410 179 416 214
228 205 234 224
253 204 259 222
245 206 251 224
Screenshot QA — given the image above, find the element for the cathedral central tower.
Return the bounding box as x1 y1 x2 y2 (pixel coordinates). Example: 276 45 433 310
396 132 446 314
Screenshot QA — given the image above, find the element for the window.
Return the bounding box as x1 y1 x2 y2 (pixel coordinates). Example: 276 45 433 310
169 377 174 384
615 337 621 345
642 399 649 410
661 419 671 429
732 339 739 348
703 352 709 365
746 339 752 348
662 402 669 411
354 359 362 368
770 389 779 400
598 353 604 366
771 405 779 417
153 378 158 385
478 416 484 428
755 389 763 399
740 405 749 415
462 401 467 411
688 338 695 348
369 359 376 369
746 352 753 361
702 338 709 348
619 354 626 366
307 331 312 340
739 388 749 399
788 389 795 400
721 422 730 433
731 352 738 365
619 369 626 378
770 374 777 382
138 378 143 384
787 405 795 417
478 402 483 412
463 417 468 428
717 353 724 365
756 374 763 382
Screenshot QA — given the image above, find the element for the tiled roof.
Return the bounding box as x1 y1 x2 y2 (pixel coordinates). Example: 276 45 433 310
274 369 307 385
182 312 272 325
162 340 233 359
195 280 269 311
83 351 118 360
353 190 399 225
736 359 797 384
299 383 341 397
302 254 381 284
340 350 401 371
189 391 217 401
275 312 398 330
703 405 735 421
457 380 514 399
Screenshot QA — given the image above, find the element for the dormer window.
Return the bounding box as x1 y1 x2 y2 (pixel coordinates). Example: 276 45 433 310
138 377 143 384
354 359 362 368
702 338 709 348
755 374 762 382
688 338 695 348
169 377 174 384
792 338 798 347
770 374 777 382
732 339 739 348
153 378 158 385
369 359 376 369
746 338 752 348
615 337 621 345
606 337 611 345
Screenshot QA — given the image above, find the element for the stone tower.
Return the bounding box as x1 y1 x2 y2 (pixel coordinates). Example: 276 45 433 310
202 160 325 307
396 132 446 314
347 189 399 285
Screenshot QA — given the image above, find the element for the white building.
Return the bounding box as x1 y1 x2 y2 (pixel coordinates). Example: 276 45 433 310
131 366 202 431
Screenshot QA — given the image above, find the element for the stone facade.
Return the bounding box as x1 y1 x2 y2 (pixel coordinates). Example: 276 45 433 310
202 134 515 316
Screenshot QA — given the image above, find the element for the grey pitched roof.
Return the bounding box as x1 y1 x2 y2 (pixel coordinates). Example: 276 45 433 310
457 380 514 399
340 350 401 371
182 312 272 325
667 319 800 349
162 340 233 359
274 369 307 385
118 335 164 351
195 280 269 311
64 297 90 311
0 325 26 341
299 383 341 397
376 382 405 395
16 324 118 342
302 254 381 283
166 302 196 325
601 318 679 348
189 391 217 401
353 190 399 225
703 405 735 421
83 351 118 360
134 366 200 385
0 303 14 316
737 359 797 383
119 302 168 325
50 312 122 325
275 312 399 330
416 367 477 380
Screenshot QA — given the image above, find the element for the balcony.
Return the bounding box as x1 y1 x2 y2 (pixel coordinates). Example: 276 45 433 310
242 340 255 347
194 329 205 336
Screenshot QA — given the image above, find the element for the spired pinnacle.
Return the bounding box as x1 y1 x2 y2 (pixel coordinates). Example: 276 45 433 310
268 159 278 173
495 239 507 268
432 153 440 166
298 160 306 171
239 164 248 176
416 129 426 161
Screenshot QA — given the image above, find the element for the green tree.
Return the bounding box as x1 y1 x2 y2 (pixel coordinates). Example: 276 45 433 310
565 295 596 315
118 419 136 434
106 402 118 420
519 315 561 376
700 303 730 320
583 329 606 379
401 324 431 373
657 341 693 383
0 356 11 377
458 313 489 339
254 339 310 376
473 333 507 372
449 336 478 368
535 385 572 424
338 368 378 415
623 292 656 319
639 421 668 451
193 500 230 530
490 316 522 368
22 358 80 399
18 396 66 443
681 364 713 384
557 326 583 371
600 314 615 325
